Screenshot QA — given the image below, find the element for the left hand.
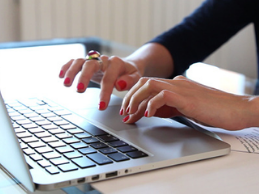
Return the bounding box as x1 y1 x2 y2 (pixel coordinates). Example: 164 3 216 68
120 76 258 131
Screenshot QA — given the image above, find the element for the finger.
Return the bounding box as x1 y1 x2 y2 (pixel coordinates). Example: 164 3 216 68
59 59 74 78
121 77 149 115
63 58 85 87
98 56 126 110
122 99 148 124
76 58 104 93
146 90 185 117
127 78 175 115
89 55 109 84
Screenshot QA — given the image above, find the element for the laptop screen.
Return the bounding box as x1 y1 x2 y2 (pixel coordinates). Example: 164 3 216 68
0 43 86 99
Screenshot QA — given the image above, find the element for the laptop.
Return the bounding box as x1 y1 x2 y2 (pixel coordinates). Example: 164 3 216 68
0 40 230 192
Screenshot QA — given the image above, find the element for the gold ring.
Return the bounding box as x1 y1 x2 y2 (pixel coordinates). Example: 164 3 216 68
86 50 103 70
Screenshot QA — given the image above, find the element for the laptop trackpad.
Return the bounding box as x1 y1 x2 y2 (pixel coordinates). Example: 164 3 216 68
74 105 182 132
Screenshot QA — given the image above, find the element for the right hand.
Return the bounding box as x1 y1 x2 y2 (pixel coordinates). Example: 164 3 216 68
59 54 142 110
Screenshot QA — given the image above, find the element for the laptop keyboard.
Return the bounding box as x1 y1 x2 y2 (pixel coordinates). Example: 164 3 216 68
5 98 148 175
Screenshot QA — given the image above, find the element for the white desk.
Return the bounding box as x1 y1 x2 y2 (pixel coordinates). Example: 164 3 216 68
1 63 259 194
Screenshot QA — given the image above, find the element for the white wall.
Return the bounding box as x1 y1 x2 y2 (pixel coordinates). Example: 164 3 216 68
0 0 20 42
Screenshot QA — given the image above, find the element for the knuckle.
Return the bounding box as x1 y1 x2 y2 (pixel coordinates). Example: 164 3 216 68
109 56 122 63
139 77 149 84
74 58 85 64
173 75 186 80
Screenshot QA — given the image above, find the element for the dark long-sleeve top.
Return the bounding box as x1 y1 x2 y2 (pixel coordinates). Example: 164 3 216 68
150 0 259 79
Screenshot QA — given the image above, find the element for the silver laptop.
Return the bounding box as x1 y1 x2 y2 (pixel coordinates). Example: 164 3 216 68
0 42 230 192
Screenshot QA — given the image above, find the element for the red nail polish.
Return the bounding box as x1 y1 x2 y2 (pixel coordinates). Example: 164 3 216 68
123 115 130 122
59 70 64 77
99 101 106 110
77 83 84 90
144 110 148 117
117 80 127 90
119 109 123 115
126 107 130 114
64 77 70 85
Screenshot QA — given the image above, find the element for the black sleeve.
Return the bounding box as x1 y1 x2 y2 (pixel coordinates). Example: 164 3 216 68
149 0 256 78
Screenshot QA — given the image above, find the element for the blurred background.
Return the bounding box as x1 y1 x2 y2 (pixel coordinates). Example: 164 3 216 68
0 0 257 78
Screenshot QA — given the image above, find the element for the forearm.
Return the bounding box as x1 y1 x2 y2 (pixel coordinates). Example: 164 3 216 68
125 43 174 78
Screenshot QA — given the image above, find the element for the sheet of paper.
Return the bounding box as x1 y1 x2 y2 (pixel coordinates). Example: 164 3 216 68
196 124 259 153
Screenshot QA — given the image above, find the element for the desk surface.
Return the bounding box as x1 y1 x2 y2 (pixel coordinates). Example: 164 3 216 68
1 63 259 194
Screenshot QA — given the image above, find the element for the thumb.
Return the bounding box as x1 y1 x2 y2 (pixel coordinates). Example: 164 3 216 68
115 73 141 91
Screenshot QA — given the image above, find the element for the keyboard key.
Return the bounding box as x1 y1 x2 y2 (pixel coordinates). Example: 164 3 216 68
38 160 51 168
78 147 96 155
35 131 51 138
72 157 96 168
56 146 74 153
60 124 77 130
48 129 65 134
74 133 91 139
55 133 72 139
22 136 39 143
53 120 70 126
54 110 72 116
27 128 45 134
48 141 66 148
50 157 69 166
35 146 53 154
42 124 59 130
20 142 28 149
17 132 32 138
82 137 99 144
16 119 32 125
64 151 83 159
58 163 78 172
23 148 35 155
47 116 63 122
90 142 108 149
41 112 57 118
63 137 80 144
67 128 84 134
108 140 128 147
70 142 88 149
98 134 119 142
42 136 59 143
82 125 108 136
30 154 43 161
28 141 46 148
108 153 130 162
35 120 52 126
46 166 60 174
126 151 148 159
117 146 137 153
99 147 117 154
87 153 113 165
29 116 45 122
22 123 38 129
43 152 62 159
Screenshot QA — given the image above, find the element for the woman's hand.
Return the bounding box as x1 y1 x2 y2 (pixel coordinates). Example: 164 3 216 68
120 76 259 131
59 55 142 110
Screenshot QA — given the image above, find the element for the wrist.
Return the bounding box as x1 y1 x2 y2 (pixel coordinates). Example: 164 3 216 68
246 96 259 128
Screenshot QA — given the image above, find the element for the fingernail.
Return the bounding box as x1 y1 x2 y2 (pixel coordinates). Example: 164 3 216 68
117 80 127 90
64 77 70 85
77 83 84 90
144 110 148 117
99 101 106 110
126 107 130 114
123 115 130 122
59 70 64 77
119 109 123 115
